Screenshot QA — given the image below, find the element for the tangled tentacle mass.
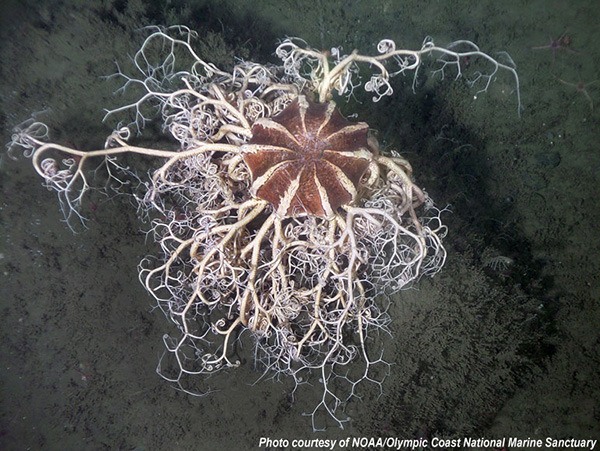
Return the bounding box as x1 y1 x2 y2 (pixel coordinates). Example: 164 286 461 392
9 25 522 429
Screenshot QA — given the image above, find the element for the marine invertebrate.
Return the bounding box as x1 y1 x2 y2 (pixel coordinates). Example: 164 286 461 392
9 26 520 429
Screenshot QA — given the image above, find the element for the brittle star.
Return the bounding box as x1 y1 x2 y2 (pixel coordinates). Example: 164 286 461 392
557 78 598 110
532 32 577 61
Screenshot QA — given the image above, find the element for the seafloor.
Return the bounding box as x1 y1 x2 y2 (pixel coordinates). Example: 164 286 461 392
1 0 599 449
